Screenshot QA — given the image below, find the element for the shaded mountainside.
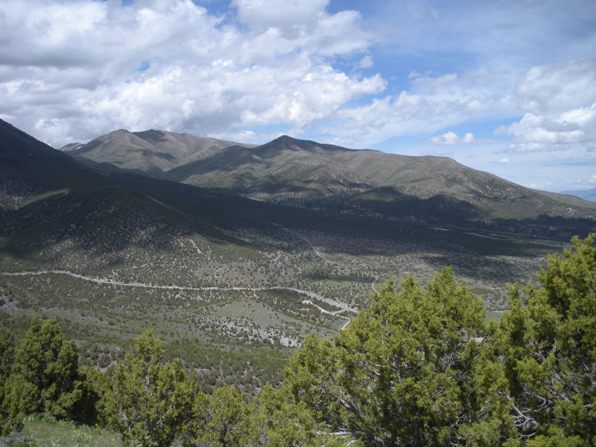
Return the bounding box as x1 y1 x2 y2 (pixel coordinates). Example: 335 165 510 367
0 118 570 276
0 119 105 209
0 119 279 261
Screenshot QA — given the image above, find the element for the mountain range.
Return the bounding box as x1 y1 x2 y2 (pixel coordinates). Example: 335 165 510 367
67 127 596 235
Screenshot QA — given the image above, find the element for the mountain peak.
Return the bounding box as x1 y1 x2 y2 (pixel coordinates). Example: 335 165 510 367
270 134 299 144
267 134 327 148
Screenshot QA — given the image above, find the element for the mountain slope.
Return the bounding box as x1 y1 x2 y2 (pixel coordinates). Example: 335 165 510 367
0 119 106 209
163 135 596 223
69 131 596 233
68 129 252 174
0 119 271 259
165 137 375 195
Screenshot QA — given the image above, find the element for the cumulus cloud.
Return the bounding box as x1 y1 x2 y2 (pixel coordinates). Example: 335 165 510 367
499 59 596 152
0 0 380 146
325 68 514 146
430 131 474 145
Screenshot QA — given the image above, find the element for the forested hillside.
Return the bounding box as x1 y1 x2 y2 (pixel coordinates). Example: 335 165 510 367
1 235 593 446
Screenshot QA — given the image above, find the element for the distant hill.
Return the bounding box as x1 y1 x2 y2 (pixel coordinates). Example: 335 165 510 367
60 142 84 152
562 188 596 202
1 119 593 255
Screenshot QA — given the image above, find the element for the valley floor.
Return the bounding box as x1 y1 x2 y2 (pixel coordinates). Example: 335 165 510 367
0 225 561 392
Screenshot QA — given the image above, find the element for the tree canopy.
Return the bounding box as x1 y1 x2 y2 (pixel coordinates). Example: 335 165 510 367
102 331 198 447
285 268 516 446
492 234 595 445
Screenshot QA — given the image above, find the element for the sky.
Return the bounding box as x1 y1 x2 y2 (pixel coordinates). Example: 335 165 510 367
1 0 595 192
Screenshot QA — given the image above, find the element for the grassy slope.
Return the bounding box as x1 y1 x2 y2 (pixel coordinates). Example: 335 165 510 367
0 416 120 447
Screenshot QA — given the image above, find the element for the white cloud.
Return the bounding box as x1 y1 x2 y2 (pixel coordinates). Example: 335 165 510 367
233 0 329 33
431 131 458 145
430 131 474 145
322 67 516 147
0 0 379 146
356 55 373 69
499 59 596 152
499 157 510 164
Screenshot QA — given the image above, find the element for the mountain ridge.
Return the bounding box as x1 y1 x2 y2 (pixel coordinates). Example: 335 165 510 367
65 128 596 231
67 128 254 174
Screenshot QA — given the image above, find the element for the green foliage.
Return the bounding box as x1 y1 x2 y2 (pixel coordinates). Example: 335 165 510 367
286 268 515 446
0 236 593 446
1 319 102 436
0 325 14 383
1 374 28 436
72 365 106 426
492 234 595 445
102 331 198 447
0 325 23 436
10 319 83 421
198 384 249 447
243 384 349 447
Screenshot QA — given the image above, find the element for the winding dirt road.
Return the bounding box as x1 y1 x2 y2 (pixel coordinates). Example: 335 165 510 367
0 270 357 315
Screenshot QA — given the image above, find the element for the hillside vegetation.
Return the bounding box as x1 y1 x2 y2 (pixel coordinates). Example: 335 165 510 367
1 235 594 446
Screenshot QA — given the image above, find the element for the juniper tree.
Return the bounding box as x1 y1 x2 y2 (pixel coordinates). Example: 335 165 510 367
10 319 82 420
102 331 198 447
199 384 250 447
286 268 515 446
0 325 21 435
242 383 349 447
492 234 595 445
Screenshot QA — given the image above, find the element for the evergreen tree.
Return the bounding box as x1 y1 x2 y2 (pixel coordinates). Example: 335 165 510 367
102 331 198 447
0 325 23 435
243 384 349 446
286 268 515 446
10 319 82 420
493 234 595 445
199 384 250 447
72 365 106 426
0 325 14 383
